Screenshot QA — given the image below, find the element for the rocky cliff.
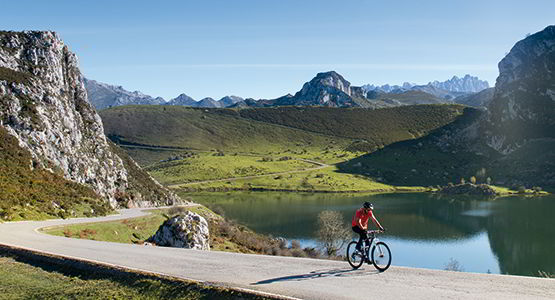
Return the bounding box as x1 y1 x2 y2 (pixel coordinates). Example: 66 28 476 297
485 25 555 154
0 31 179 208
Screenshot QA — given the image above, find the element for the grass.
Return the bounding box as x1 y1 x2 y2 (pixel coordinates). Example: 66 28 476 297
43 206 322 257
214 104 465 152
146 152 318 185
43 206 216 245
99 105 465 166
100 105 354 158
175 165 427 193
0 252 269 299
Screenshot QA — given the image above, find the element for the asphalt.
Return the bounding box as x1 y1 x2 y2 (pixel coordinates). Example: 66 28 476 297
0 208 554 300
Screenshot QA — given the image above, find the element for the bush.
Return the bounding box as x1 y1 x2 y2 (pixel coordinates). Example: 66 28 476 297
444 258 464 272
316 210 350 256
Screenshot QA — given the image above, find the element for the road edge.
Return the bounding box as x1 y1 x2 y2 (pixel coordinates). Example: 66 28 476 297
0 243 300 300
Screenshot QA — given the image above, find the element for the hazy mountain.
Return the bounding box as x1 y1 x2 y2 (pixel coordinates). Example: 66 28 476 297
84 78 165 110
454 87 495 108
218 95 244 107
166 93 196 106
430 75 489 93
196 97 221 108
363 75 490 101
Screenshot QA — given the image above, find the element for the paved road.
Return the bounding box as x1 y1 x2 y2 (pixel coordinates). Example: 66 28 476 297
1 209 554 300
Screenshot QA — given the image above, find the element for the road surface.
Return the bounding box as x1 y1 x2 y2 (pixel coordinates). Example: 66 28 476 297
0 208 553 299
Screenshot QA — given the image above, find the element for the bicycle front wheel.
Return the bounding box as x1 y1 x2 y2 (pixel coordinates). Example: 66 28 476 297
346 241 364 269
371 241 391 271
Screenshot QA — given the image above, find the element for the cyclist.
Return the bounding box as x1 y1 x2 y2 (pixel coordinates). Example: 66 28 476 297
352 202 384 253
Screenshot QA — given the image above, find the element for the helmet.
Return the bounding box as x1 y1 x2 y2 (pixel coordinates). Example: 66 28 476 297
363 202 373 210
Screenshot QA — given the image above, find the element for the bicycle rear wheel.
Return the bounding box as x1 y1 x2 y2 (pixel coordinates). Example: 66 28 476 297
371 241 391 271
346 241 364 269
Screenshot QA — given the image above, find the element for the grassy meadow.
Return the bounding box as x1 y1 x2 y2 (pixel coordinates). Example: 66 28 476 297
0 253 268 300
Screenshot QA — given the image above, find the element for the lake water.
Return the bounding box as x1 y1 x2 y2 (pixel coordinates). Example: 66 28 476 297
191 192 555 277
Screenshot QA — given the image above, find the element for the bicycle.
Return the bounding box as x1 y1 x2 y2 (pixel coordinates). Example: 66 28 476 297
346 230 391 271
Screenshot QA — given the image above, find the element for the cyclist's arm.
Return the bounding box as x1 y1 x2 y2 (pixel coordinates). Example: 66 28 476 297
357 218 367 230
371 214 384 231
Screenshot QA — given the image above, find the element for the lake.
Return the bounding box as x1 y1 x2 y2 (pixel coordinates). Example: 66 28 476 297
190 191 555 277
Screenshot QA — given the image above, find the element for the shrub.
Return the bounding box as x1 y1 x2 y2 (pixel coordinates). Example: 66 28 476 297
444 258 464 272
316 210 350 256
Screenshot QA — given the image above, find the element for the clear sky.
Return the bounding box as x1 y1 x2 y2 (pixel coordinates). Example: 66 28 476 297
2 0 554 100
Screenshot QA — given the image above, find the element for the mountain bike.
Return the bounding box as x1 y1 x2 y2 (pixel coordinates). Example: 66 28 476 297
346 230 391 271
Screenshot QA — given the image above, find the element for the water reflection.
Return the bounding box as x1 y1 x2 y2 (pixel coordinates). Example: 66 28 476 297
191 192 555 276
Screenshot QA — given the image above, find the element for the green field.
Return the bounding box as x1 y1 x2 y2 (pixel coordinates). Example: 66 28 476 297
0 252 267 299
100 105 354 159
175 165 427 193
145 152 319 185
43 206 217 245
99 104 469 191
212 104 465 152
43 206 321 257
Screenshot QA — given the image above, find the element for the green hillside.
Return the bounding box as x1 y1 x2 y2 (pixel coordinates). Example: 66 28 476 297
337 107 555 189
101 106 353 153
0 127 112 221
213 104 465 152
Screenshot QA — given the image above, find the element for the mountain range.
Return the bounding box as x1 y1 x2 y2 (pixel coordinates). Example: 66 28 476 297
83 79 244 110
85 73 491 110
340 25 555 188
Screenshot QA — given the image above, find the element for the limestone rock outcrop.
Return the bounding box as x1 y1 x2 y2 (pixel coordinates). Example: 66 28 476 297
0 30 180 208
148 212 210 250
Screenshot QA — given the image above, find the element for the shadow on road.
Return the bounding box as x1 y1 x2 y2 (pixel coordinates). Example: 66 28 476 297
252 267 380 285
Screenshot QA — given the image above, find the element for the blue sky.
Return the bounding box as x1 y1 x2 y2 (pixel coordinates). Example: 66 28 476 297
2 0 554 100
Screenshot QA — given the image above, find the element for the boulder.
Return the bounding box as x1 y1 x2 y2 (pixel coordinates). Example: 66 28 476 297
148 211 210 250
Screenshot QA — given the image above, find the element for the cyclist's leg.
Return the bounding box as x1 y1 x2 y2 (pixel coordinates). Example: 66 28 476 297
352 226 365 250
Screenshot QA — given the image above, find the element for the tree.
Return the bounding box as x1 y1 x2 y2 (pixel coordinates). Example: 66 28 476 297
316 210 350 256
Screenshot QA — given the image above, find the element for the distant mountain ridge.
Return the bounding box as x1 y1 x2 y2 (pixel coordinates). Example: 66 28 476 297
362 75 489 100
84 78 165 110
84 79 243 110
86 72 490 110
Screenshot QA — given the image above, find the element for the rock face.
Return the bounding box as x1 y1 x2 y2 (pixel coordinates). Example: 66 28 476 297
0 31 179 208
148 211 210 250
485 25 555 154
274 71 361 107
84 78 165 110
